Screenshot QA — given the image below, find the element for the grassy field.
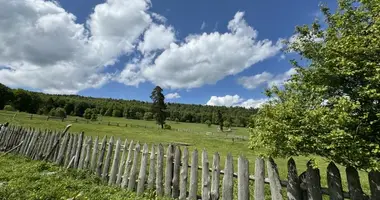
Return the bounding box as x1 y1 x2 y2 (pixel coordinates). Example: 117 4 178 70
0 153 170 200
0 110 371 195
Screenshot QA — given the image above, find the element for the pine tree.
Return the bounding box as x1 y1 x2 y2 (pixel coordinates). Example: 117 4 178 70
150 86 167 129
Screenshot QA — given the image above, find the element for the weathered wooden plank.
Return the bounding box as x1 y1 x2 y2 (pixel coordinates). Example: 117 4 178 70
56 132 70 165
121 140 134 189
128 143 141 191
96 136 107 177
267 157 283 200
172 146 181 198
369 170 380 200
137 143 149 195
147 144 156 190
189 149 199 200
222 154 233 200
211 152 220 200
109 138 121 185
52 132 59 161
179 147 189 200
156 144 164 197
202 149 211 200
238 156 249 200
102 136 114 182
64 134 73 167
165 144 174 197
25 131 37 156
84 136 92 169
346 166 368 200
74 132 84 168
90 136 99 172
327 162 343 200
306 161 322 200
36 132 48 159
78 136 88 169
287 158 301 200
116 139 128 186
69 134 78 168
255 157 265 200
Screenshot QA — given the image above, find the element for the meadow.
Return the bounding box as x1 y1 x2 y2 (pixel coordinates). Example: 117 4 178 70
0 110 371 195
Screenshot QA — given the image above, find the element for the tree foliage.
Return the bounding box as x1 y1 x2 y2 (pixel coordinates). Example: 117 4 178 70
249 0 380 171
150 86 167 129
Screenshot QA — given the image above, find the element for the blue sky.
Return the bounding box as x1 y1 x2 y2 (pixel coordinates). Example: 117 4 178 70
0 0 336 108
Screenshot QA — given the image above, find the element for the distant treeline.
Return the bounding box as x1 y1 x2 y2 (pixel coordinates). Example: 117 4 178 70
0 83 256 127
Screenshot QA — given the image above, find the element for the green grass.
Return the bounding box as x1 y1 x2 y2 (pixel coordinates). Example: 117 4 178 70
0 153 169 200
0 110 371 196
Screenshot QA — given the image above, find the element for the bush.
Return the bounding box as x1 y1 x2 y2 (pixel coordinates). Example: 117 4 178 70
163 124 171 130
3 105 15 111
55 107 66 118
205 120 212 127
83 108 93 119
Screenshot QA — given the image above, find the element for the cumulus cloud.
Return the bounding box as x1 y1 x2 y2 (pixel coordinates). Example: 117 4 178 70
166 92 181 99
0 0 153 94
138 24 176 54
206 94 268 108
238 68 296 90
118 11 283 89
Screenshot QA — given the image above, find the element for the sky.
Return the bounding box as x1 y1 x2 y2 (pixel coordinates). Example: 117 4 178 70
0 0 337 108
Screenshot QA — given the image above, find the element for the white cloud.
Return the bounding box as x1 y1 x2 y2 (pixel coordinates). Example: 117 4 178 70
151 12 167 23
166 92 181 99
200 21 206 30
238 68 296 90
138 24 176 54
237 72 273 89
118 11 283 89
0 0 153 94
206 94 268 108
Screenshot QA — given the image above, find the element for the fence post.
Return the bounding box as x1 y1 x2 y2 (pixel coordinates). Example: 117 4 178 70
96 136 107 177
327 162 343 200
56 133 70 165
109 138 121 185
64 134 73 167
74 132 84 168
222 153 233 200
287 158 302 200
147 144 156 190
121 140 134 189
211 152 220 200
137 144 149 195
172 146 181 198
189 149 198 200
90 136 99 172
102 136 114 182
255 157 265 200
238 156 249 200
179 147 189 200
165 144 174 197
306 161 322 200
267 157 283 200
128 143 141 191
84 136 92 169
202 149 211 200
116 139 129 186
346 166 367 200
78 136 88 169
69 134 78 168
156 144 164 197
369 170 380 200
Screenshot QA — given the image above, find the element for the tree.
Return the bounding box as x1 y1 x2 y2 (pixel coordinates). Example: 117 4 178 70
217 110 223 131
249 0 380 171
64 102 75 116
3 105 15 111
83 108 93 120
143 112 153 121
205 120 212 128
12 89 32 112
150 86 167 129
112 109 122 117
0 83 14 110
55 107 67 118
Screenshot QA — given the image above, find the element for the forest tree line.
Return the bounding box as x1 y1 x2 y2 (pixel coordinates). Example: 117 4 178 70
0 83 256 127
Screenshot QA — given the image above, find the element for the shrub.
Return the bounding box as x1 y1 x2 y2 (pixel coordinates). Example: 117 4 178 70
163 124 171 130
3 105 15 111
55 107 66 118
205 120 212 127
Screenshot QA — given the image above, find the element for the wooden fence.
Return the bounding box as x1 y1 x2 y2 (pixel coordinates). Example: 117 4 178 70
0 125 379 200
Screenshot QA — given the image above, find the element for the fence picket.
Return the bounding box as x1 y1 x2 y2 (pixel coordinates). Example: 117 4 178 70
109 138 121 185
189 149 199 200
172 146 181 198
179 147 189 200
128 143 141 191
156 144 164 197
116 139 128 186
267 157 283 200
369 171 380 200
96 136 107 177
64 134 73 167
147 144 156 190
165 144 174 197
74 132 84 168
238 156 249 200
78 136 88 169
211 152 220 200
102 136 114 182
69 134 78 168
287 158 301 200
222 153 233 200
255 157 265 200
84 136 92 169
56 132 70 165
327 162 343 200
306 161 322 200
121 140 134 189
137 143 149 195
90 136 99 171
346 166 368 200
202 149 211 200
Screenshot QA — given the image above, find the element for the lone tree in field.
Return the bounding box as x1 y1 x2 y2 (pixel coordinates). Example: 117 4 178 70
217 110 223 131
150 86 167 129
250 0 380 171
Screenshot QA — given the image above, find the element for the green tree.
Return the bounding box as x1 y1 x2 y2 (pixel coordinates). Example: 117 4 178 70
143 112 153 121
112 109 122 117
12 89 32 112
3 105 15 111
55 107 67 118
150 86 167 129
249 0 380 170
64 102 75 116
205 120 212 128
217 110 223 131
0 83 14 110
83 108 93 120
